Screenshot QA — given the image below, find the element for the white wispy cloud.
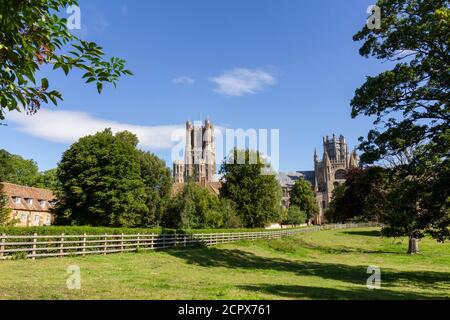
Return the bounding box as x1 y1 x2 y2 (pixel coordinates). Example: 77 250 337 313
8 110 183 150
210 68 276 97
173 76 196 85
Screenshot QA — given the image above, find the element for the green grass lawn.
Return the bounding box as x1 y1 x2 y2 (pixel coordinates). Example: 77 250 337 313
0 227 449 300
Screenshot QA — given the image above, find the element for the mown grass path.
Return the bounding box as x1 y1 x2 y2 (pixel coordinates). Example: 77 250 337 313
0 227 449 299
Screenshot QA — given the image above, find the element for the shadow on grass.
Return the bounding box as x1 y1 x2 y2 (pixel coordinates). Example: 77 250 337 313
166 247 450 291
342 230 383 237
237 284 448 300
294 238 399 255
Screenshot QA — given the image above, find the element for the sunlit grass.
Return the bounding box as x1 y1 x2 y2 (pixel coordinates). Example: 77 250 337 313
0 228 448 300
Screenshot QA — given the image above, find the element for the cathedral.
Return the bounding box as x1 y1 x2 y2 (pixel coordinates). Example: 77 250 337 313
173 120 217 184
314 134 359 224
172 119 359 226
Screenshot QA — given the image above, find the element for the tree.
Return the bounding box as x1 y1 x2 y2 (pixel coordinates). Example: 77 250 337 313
138 151 173 227
324 167 388 223
0 167 12 225
352 0 449 253
0 184 12 226
56 129 148 227
0 149 12 180
282 206 307 225
219 149 283 228
219 198 242 229
379 164 449 253
289 179 319 222
0 149 40 186
0 149 59 189
0 156 9 226
0 0 132 121
163 182 238 229
35 168 59 190
324 184 348 223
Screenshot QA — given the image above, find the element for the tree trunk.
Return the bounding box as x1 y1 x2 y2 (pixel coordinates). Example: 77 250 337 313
407 237 419 254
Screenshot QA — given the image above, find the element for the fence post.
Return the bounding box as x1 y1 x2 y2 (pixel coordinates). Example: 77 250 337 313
82 233 87 256
31 233 37 260
104 234 107 255
163 234 166 248
121 233 124 252
59 233 65 257
137 233 140 251
0 233 5 259
151 234 154 250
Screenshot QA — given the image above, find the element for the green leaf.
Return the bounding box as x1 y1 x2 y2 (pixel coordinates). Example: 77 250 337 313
62 64 69 76
41 78 49 90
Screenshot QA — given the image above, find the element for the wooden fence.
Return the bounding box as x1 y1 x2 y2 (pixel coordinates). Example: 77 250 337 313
0 223 378 260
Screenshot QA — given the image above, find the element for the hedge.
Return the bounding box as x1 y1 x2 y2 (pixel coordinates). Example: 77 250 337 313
0 225 305 236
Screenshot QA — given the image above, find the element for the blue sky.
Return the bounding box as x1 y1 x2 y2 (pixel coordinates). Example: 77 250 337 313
1 0 389 172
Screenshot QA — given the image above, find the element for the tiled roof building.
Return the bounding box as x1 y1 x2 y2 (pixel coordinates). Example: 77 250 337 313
1 182 56 227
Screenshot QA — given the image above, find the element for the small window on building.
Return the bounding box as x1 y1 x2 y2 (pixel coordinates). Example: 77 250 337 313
34 215 40 225
334 169 347 180
40 200 46 207
45 215 51 225
14 197 22 204
20 214 28 222
26 198 33 205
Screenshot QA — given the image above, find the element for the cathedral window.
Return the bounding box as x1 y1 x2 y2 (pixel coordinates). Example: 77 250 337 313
334 169 346 180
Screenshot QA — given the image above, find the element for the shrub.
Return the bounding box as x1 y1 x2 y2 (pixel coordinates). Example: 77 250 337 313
282 206 307 225
164 182 243 229
0 225 304 236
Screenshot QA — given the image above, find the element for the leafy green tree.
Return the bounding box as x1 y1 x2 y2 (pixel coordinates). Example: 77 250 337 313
219 149 283 228
35 168 59 190
0 185 11 226
0 156 8 226
324 184 348 223
379 164 449 253
0 149 40 186
326 167 388 223
0 0 131 121
138 151 173 227
0 165 12 225
352 0 449 252
219 198 242 228
0 149 12 180
0 149 59 189
56 129 148 227
282 206 307 225
289 179 318 221
164 182 222 229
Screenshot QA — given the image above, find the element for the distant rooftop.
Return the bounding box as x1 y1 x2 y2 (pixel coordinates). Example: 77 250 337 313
276 171 315 188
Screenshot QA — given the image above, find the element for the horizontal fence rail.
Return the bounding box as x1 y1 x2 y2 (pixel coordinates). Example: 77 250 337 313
0 223 379 260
